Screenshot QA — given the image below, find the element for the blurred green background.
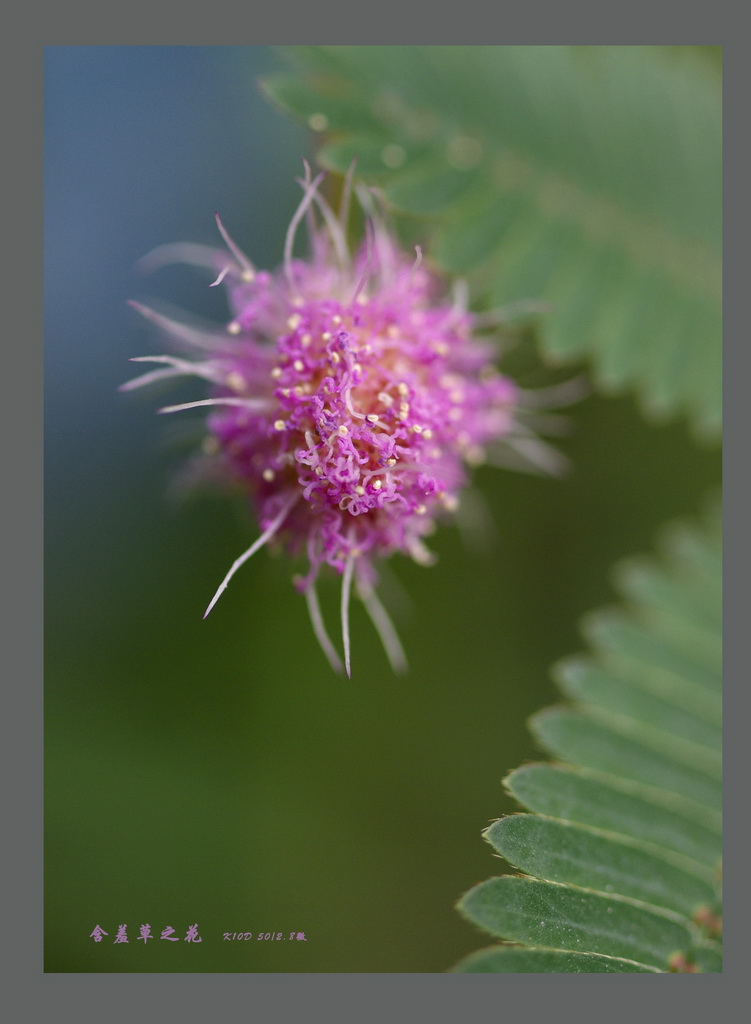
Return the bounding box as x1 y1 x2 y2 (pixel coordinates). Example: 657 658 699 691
44 46 720 972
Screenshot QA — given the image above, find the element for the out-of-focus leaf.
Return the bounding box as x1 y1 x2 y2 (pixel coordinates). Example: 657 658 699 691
262 46 721 439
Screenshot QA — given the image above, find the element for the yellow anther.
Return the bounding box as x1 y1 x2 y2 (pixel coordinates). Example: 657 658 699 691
372 479 382 491
227 322 241 335
366 413 379 423
301 333 312 347
274 420 286 431
338 425 348 437
355 486 365 496
241 269 255 283
322 331 332 342
332 315 342 325
262 468 275 482
287 314 302 330
422 428 433 440
386 457 397 467
293 359 305 372
226 371 245 391
397 382 409 396
270 367 283 379
378 392 394 408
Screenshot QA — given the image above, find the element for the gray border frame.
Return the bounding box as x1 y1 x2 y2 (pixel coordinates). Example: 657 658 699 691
11 6 740 1021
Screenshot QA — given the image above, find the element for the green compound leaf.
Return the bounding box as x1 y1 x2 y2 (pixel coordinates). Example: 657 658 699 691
456 507 722 972
262 46 721 440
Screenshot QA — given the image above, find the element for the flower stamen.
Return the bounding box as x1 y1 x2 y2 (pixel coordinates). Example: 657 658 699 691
214 212 255 281
340 548 356 679
203 494 298 619
305 580 344 675
356 576 408 675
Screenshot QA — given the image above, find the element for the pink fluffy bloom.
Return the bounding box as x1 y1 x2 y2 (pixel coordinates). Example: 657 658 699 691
124 166 568 675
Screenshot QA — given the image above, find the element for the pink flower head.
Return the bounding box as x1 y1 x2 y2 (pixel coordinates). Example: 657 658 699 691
124 165 568 676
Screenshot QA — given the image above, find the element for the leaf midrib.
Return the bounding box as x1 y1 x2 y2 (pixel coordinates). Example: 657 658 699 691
491 811 718 885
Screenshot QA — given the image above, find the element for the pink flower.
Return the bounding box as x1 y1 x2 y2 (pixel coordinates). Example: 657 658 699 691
124 165 568 675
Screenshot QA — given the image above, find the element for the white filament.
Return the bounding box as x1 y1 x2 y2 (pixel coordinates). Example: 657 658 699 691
209 265 232 288
305 583 344 675
158 397 271 415
128 300 224 351
214 212 255 278
203 495 297 619
284 170 326 288
338 159 357 235
138 242 228 274
340 554 356 679
120 355 227 391
357 579 408 675
351 218 374 305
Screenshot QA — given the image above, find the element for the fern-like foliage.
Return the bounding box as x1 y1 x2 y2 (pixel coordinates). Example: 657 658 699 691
454 507 722 973
262 46 721 440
